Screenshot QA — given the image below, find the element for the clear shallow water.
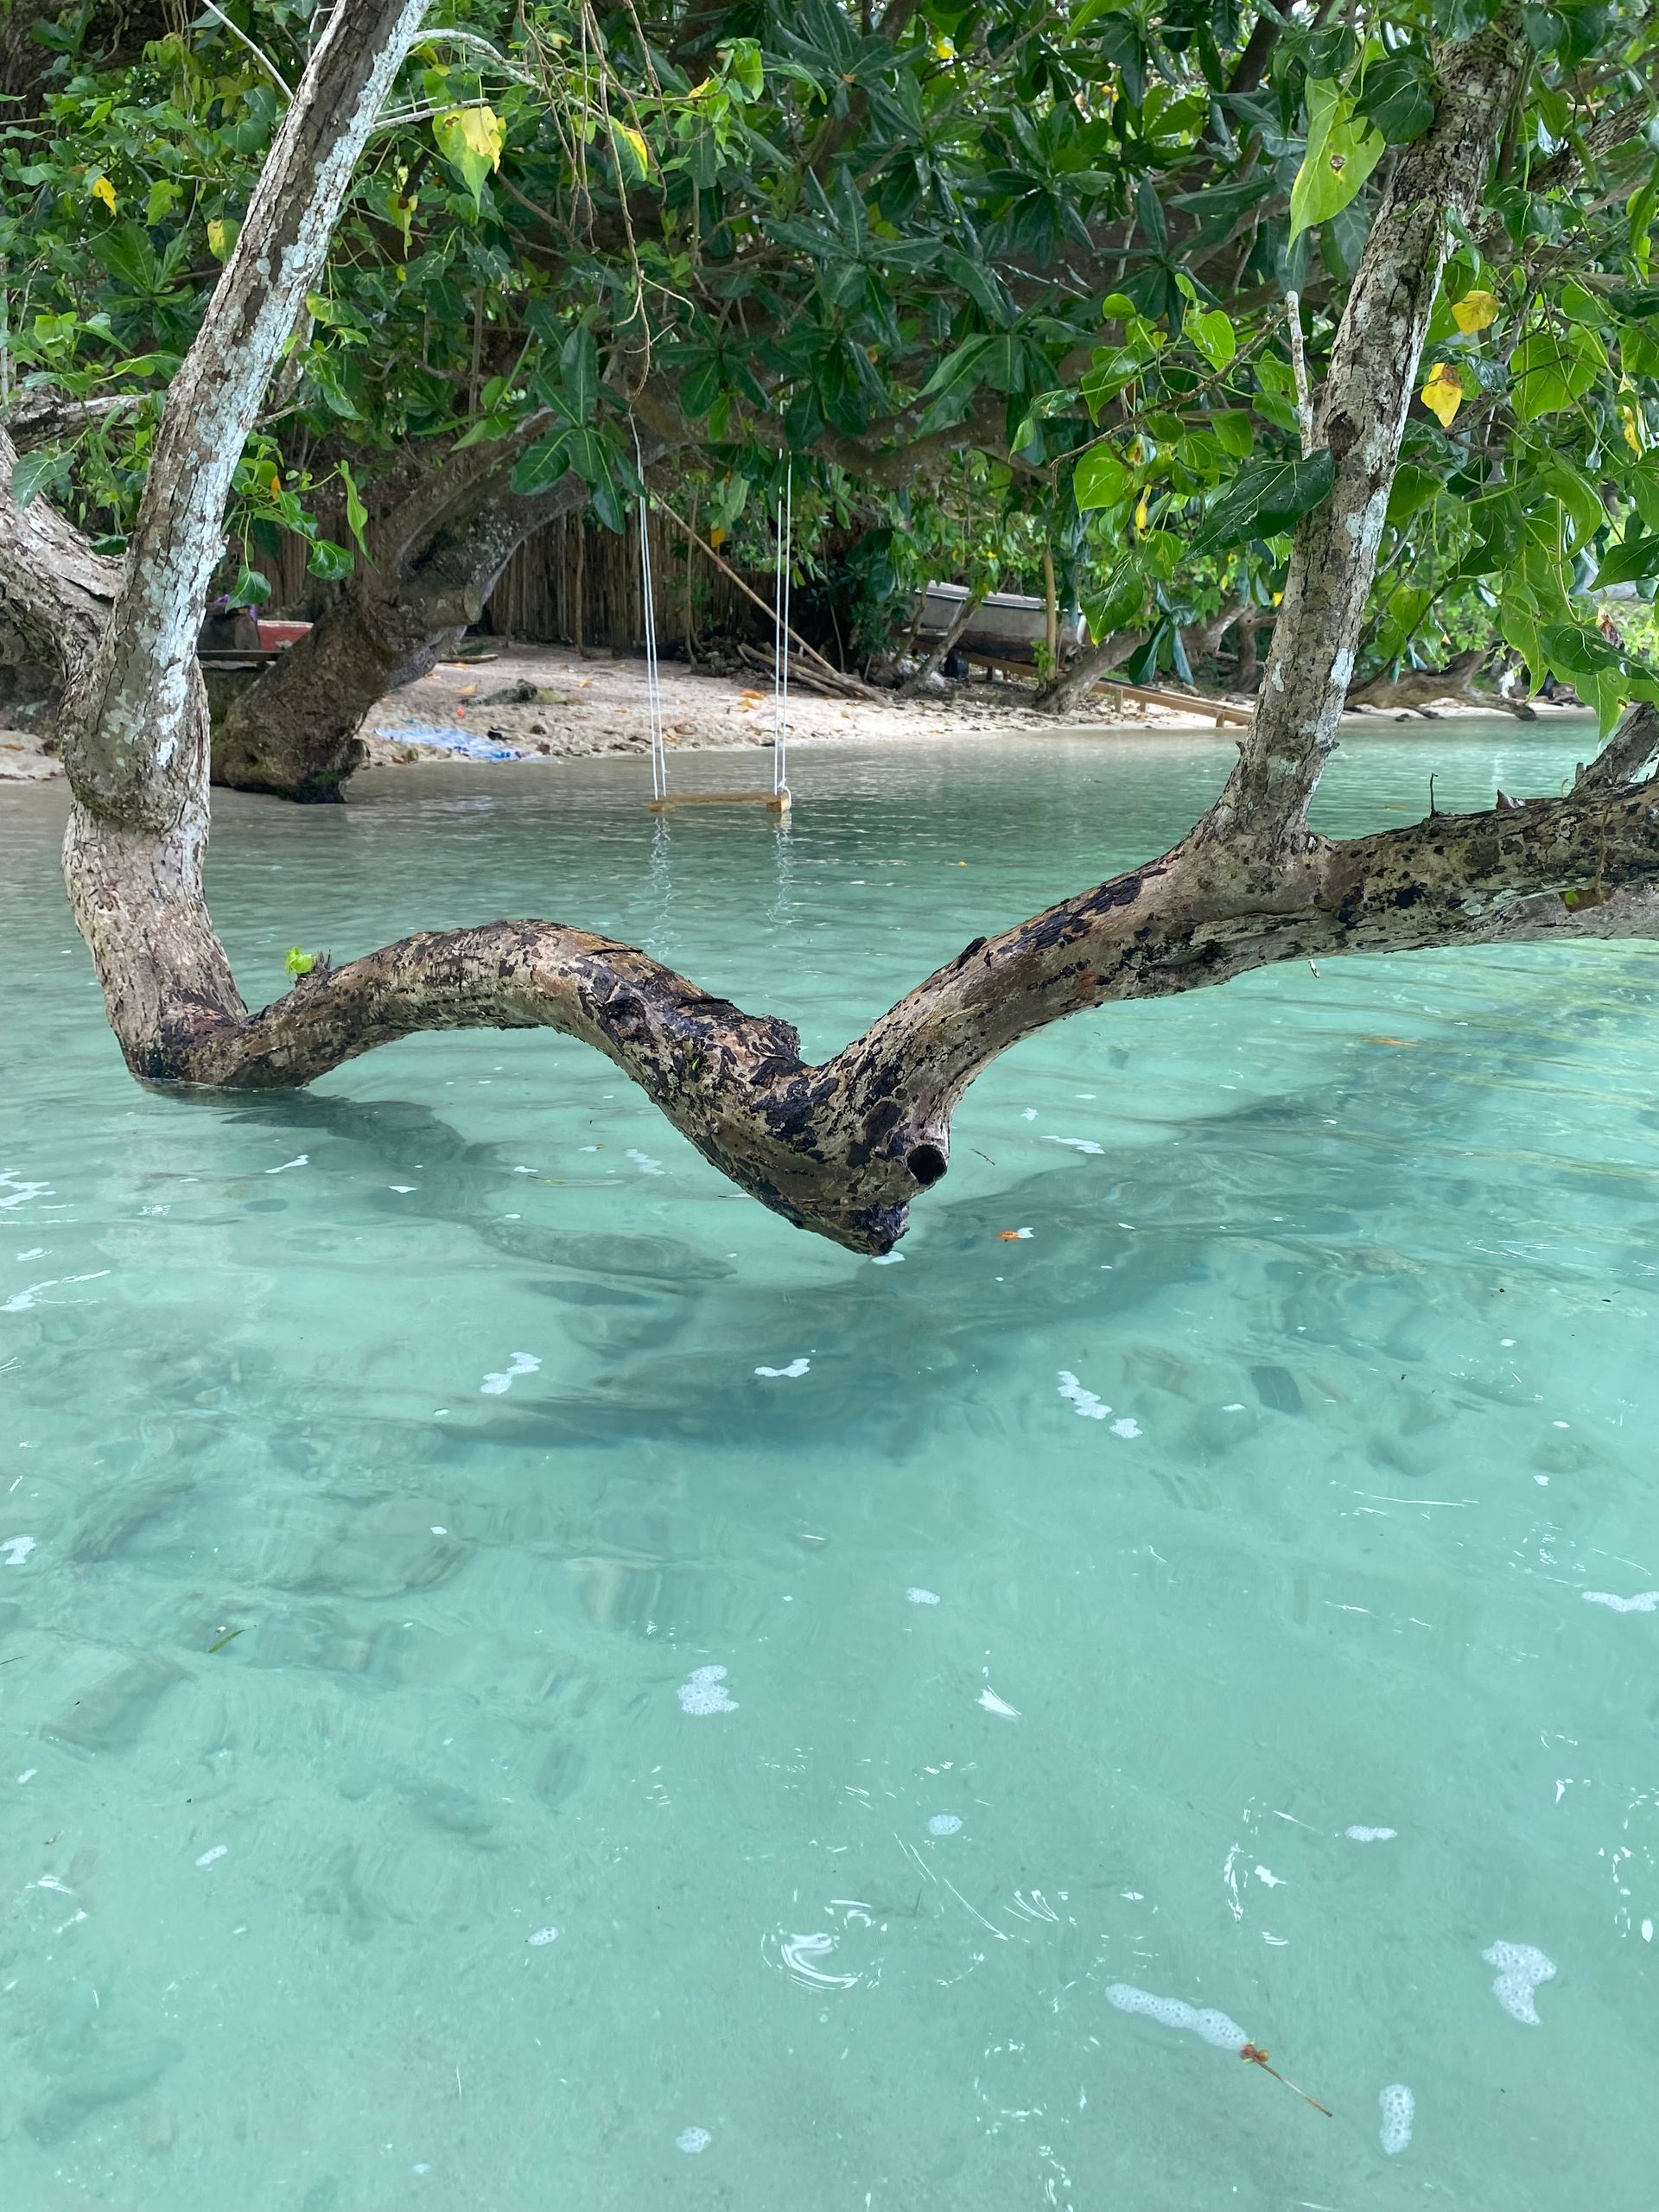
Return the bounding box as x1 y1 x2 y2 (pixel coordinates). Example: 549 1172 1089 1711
3 720 1656 2209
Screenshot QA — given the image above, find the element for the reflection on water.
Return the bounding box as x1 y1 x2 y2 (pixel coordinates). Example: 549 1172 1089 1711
2 722 1656 2209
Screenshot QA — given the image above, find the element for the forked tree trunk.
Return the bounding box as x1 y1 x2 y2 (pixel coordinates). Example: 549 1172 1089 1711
14 3 1659 1261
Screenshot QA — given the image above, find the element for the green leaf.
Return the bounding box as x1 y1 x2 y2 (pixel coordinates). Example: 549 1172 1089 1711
1191 448 1336 553
338 461 369 559
1539 454 1604 550
1188 305 1236 370
1073 444 1135 511
229 563 272 606
1510 320 1606 420
1386 461 1440 527
1594 533 1659 588
8 448 69 509
718 37 764 99
307 539 354 581
1212 410 1255 457
1354 53 1436 145
1289 80 1387 241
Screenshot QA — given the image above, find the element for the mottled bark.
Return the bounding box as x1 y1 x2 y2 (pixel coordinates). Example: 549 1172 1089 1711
1208 14 1529 856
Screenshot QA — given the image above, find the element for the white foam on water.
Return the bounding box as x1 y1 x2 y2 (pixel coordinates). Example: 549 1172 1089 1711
678 1665 737 1716
1020 1109 1038 1121
1044 1136 1105 1155
1642 1920 1653 1943
1255 1866 1285 1887
977 1688 1020 1719
1379 2082 1414 2155
0 1173 53 1210
870 1251 905 1264
1222 1402 1246 1411
480 1352 540 1395
195 1845 228 1867
1483 1940 1555 2024
1345 1826 1396 1841
16 1770 37 1783
2 1535 37 1567
528 1927 559 1946
927 1815 963 1836
1111 1416 1142 1439
1583 1589 1659 1613
755 1357 810 1378
906 1586 940 1605
1105 1983 1248 2052
264 1155 308 1174
1005 1225 1033 1239
626 1150 664 1175
389 1185 416 1193
676 2126 712 2154
1058 1370 1109 1420
429 1526 447 1536
15 1247 45 1260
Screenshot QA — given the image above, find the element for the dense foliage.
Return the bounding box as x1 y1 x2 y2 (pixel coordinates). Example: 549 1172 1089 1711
3 0 1659 709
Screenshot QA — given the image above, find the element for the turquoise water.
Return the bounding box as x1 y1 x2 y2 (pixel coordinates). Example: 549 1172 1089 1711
3 721 1656 2209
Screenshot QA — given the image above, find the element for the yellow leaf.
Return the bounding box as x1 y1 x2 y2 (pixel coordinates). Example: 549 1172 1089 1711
1621 401 1644 456
1420 362 1464 428
1134 490 1149 531
434 105 505 206
207 217 239 260
90 175 117 213
1452 289 1499 335
934 36 956 58
709 526 727 549
613 123 651 181
458 105 505 168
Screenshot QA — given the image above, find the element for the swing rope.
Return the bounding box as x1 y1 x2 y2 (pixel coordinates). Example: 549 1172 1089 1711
772 458 792 798
635 431 667 801
634 431 791 809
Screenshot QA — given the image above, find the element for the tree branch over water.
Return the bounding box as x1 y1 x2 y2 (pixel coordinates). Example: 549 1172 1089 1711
12 3 1659 1255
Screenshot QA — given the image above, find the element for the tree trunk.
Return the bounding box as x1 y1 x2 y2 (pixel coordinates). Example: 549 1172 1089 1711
211 467 593 800
1034 625 1150 714
25 3 1659 1269
899 588 986 696
1206 13 1529 858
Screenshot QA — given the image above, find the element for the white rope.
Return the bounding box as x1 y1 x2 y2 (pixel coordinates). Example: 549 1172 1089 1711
635 447 667 801
772 459 792 796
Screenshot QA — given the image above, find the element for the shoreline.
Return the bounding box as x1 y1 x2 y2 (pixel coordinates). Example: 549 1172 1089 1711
1 641 1591 787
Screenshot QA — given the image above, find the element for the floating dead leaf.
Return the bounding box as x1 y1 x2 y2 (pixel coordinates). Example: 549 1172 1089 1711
1364 1036 1419 1046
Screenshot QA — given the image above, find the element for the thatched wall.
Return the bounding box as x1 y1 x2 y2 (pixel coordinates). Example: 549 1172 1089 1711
261 509 760 654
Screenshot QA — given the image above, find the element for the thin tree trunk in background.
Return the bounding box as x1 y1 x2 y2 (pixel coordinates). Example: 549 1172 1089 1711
900 588 985 696
1041 547 1058 666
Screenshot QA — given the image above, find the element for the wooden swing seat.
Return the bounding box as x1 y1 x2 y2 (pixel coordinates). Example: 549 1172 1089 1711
648 787 791 813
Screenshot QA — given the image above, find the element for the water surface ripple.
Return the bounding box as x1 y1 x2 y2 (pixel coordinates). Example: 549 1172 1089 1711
2 722 1655 2208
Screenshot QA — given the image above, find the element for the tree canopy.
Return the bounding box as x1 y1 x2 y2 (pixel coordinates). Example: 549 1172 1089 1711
4 0 1659 732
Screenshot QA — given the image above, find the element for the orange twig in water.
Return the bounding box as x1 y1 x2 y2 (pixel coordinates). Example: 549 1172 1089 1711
1239 2044 1332 2118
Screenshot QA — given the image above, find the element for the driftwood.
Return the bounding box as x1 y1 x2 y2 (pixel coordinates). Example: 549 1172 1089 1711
17 5 1659 1267
1347 648 1537 720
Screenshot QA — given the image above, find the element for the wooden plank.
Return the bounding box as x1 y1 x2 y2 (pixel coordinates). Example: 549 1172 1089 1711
1097 681 1254 728
648 789 791 812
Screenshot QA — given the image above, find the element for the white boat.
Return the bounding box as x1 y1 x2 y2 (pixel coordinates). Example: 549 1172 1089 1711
913 582 1086 659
